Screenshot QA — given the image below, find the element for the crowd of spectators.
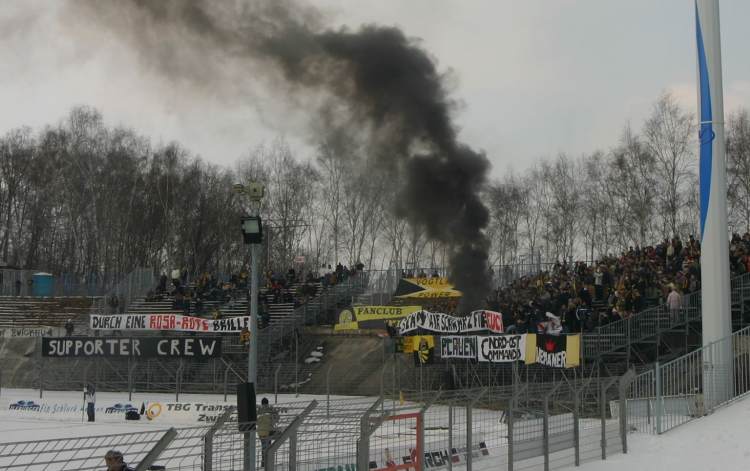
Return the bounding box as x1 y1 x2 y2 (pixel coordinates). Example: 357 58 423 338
141 261 365 328
145 268 243 317
483 233 750 335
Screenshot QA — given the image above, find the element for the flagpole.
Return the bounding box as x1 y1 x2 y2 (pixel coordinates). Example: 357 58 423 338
695 0 733 408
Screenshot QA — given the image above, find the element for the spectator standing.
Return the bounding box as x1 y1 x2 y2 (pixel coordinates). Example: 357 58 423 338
594 267 604 301
667 284 683 323
257 397 279 467
65 318 74 337
240 327 250 347
14 279 21 297
84 384 96 422
157 272 168 293
544 312 563 335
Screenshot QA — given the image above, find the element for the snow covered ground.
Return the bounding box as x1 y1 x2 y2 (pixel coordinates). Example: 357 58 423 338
0 388 360 442
566 394 750 471
3 387 748 470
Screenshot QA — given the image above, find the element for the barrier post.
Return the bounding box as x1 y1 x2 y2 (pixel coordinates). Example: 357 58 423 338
655 362 662 434
600 377 618 460
380 364 387 415
357 398 384 471
574 373 595 467
224 363 230 402
275 364 281 404
39 354 44 399
619 370 636 454
466 389 486 471
175 361 181 402
542 382 563 471
134 427 178 471
326 364 334 418
447 405 453 471
128 359 138 402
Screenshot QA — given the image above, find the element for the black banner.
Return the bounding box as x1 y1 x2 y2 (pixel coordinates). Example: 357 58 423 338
42 337 222 358
440 336 477 359
535 334 567 368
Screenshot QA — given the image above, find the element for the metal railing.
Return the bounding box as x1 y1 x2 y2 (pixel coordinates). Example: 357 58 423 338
627 324 750 434
88 268 155 317
0 426 181 471
583 271 750 360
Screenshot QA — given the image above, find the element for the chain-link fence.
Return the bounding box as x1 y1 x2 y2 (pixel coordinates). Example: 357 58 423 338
0 366 635 471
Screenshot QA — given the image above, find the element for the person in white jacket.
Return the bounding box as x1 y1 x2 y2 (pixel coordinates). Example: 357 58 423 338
544 312 563 335
667 284 683 323
84 384 96 422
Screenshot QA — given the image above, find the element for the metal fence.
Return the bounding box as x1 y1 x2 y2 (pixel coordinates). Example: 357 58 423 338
0 368 635 471
627 324 750 434
87 268 155 317
582 271 750 362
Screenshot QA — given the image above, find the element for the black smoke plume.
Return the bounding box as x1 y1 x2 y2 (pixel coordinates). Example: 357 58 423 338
70 0 492 311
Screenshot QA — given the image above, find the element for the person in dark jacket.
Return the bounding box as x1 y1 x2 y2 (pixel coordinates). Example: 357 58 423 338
104 450 135 471
65 319 75 337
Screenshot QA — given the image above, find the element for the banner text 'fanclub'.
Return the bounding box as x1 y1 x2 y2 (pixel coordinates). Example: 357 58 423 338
42 337 222 358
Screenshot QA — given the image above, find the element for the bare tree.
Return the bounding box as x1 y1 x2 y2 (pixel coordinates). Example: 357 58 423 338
485 174 526 266
607 125 657 247
520 165 545 261
727 108 750 233
643 92 696 238
579 151 614 260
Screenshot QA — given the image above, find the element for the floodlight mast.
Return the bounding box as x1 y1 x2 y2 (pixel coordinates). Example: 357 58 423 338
235 181 265 471
695 0 732 408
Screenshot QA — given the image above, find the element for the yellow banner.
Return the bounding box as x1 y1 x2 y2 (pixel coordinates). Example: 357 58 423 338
402 335 435 353
395 277 462 298
334 305 421 331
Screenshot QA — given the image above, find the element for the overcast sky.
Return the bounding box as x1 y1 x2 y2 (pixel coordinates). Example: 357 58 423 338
2 0 750 179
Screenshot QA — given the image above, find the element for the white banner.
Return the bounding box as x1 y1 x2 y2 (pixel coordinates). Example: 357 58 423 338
1 395 143 423
90 314 251 333
476 335 526 363
0 326 61 338
398 310 504 335
0 394 241 425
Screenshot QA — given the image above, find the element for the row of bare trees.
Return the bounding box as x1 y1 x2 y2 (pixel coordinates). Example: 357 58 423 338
487 93 750 267
2 93 750 279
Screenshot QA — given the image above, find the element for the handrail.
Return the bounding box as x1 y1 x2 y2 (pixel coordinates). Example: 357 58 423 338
585 271 750 358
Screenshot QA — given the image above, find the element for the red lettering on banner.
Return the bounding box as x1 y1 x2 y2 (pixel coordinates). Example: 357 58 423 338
149 314 176 330
179 316 208 331
485 312 504 333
